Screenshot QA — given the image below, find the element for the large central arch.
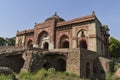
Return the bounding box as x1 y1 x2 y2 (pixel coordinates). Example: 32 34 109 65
38 31 49 49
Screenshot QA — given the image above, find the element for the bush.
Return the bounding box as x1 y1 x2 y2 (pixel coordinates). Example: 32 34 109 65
1 68 83 80
106 73 120 80
0 74 15 80
18 71 33 80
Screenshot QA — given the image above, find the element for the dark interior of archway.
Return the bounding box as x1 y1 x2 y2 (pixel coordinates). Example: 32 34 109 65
80 40 87 49
27 40 33 47
57 58 66 71
43 42 49 49
6 55 25 73
62 41 69 48
43 62 51 70
42 54 66 72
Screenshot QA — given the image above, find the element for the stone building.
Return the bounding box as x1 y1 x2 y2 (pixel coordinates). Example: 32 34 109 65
11 12 111 79
16 12 109 57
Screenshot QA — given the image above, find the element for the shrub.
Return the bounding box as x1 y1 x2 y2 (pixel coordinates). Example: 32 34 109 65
106 73 120 80
0 74 15 80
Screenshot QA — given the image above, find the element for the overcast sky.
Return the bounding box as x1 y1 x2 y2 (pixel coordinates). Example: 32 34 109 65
0 0 120 40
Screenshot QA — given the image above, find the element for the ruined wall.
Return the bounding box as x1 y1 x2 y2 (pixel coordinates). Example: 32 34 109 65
0 55 24 73
0 47 26 73
0 47 112 79
80 48 98 78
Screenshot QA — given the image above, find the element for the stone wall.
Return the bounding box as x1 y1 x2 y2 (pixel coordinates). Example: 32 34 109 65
0 46 26 73
0 47 112 79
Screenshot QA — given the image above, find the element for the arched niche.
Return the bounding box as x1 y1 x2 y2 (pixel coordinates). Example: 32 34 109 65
59 35 69 48
27 39 33 47
18 39 22 47
77 29 87 38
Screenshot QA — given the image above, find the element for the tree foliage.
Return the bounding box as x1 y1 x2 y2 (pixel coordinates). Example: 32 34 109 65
6 37 15 46
109 37 120 58
0 37 6 46
0 37 15 46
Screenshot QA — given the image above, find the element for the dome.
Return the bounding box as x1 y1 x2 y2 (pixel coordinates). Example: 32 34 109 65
45 12 65 22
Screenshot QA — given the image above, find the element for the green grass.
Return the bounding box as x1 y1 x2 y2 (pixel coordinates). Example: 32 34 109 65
0 74 15 80
1 68 120 80
18 68 81 80
105 73 120 80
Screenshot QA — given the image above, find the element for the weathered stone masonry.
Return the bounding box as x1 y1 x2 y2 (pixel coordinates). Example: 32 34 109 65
0 12 113 79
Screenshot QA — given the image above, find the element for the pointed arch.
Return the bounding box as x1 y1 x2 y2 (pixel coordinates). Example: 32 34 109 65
77 29 87 37
27 39 33 47
18 39 22 47
37 30 49 49
59 34 69 48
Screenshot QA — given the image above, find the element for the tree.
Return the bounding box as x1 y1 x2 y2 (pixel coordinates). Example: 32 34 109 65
109 37 120 58
0 37 6 46
6 37 15 46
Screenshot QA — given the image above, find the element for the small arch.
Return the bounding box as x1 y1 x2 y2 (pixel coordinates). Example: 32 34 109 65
43 42 49 49
80 40 87 49
18 39 22 47
77 29 87 37
27 39 33 47
59 34 69 48
81 31 85 37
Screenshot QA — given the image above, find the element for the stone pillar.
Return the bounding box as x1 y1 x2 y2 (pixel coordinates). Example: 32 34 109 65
72 27 77 48
22 51 33 71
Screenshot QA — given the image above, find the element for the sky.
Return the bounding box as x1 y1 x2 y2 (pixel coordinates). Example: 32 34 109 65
0 0 120 40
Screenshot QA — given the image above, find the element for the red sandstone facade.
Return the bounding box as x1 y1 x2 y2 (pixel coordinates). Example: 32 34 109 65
16 12 110 57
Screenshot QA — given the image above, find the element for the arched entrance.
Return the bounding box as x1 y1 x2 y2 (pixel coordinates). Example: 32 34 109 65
60 35 69 48
27 39 33 47
86 62 90 78
80 40 87 49
43 42 49 49
56 58 66 71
